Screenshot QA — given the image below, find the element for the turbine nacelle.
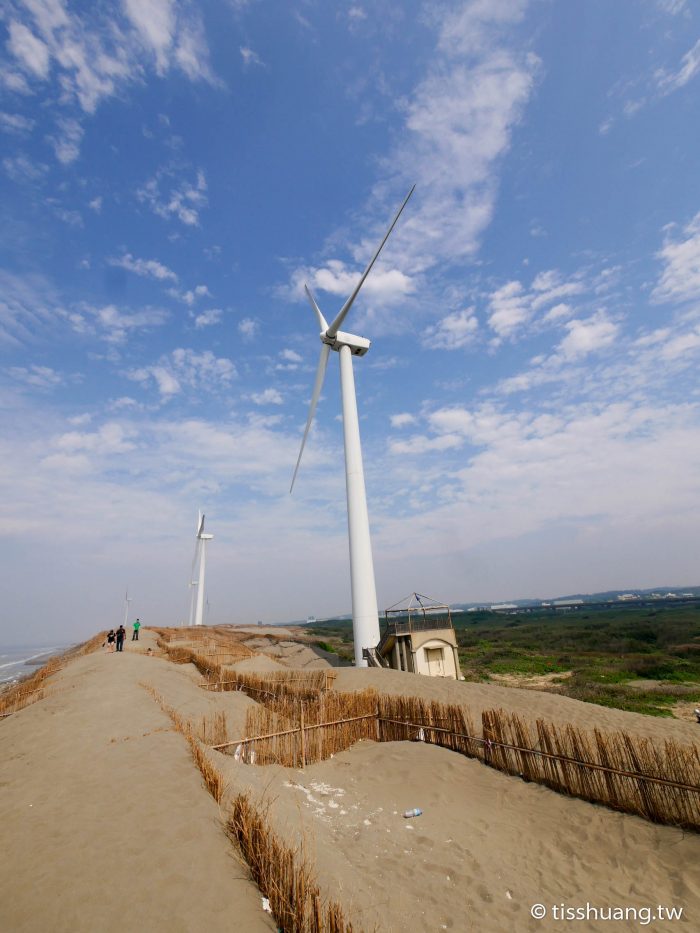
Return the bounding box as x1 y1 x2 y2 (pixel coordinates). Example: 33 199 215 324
290 186 415 497
321 330 371 356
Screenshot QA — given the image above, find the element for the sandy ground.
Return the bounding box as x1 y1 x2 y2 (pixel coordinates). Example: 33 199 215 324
0 630 274 933
3 629 699 933
220 740 700 932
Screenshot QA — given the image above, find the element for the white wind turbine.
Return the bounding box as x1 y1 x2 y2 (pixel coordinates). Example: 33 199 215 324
290 186 415 667
122 589 132 628
188 511 214 627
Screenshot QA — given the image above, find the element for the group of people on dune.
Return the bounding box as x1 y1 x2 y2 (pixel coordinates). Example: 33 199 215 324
105 619 140 652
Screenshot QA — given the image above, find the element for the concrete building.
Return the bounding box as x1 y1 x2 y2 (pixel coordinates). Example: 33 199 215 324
372 593 461 679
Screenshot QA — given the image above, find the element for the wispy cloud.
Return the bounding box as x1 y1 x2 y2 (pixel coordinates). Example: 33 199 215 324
286 1 539 317
249 387 283 405
194 308 222 328
62 303 168 344
9 363 64 389
656 38 700 94
652 211 700 304
240 46 264 68
422 308 478 350
109 253 178 283
137 168 208 226
0 111 35 135
127 348 236 399
47 116 83 164
238 317 259 341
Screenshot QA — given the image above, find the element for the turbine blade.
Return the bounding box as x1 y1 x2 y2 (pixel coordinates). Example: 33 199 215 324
326 185 415 338
197 511 205 537
304 285 328 331
290 343 331 493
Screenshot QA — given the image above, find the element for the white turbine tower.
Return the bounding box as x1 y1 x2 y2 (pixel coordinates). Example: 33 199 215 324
122 589 132 628
290 186 415 667
187 511 203 627
194 512 213 628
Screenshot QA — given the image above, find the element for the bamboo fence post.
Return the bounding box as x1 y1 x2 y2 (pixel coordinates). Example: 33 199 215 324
300 701 306 770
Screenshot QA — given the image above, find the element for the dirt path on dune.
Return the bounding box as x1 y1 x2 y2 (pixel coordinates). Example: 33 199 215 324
0 633 274 933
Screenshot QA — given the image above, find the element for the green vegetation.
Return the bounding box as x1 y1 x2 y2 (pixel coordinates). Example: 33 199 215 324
307 604 700 717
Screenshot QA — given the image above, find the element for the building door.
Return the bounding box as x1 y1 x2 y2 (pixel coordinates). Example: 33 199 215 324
425 647 444 676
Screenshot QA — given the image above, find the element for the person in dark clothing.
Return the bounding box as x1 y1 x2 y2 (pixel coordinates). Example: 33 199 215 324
116 625 126 652
132 618 141 641
106 629 116 652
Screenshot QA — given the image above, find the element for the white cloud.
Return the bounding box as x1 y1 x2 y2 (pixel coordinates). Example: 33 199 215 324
7 21 51 79
123 0 175 75
194 308 222 328
238 317 259 341
487 280 529 338
557 311 619 360
280 349 302 363
390 413 416 428
53 421 136 455
88 196 102 212
286 2 538 314
487 270 586 339
542 302 573 323
7 0 219 116
9 364 63 389
127 348 236 399
0 270 58 345
656 38 700 94
63 303 168 344
109 253 178 283
652 212 700 304
180 284 211 305
240 46 264 68
422 308 478 349
137 168 208 226
294 260 415 307
389 432 463 455
3 152 48 183
249 387 284 406
48 115 83 163
0 111 35 134
658 326 700 361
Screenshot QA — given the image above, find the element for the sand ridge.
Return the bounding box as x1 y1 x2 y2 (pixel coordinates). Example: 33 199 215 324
0 632 275 933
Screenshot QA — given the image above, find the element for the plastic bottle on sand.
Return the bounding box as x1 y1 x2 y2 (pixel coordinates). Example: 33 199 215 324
403 808 422 818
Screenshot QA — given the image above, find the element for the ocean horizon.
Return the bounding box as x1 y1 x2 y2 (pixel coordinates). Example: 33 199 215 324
0 644 73 686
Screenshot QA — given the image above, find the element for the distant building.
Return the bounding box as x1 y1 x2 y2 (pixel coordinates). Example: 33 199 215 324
617 594 640 601
306 615 316 625
490 603 518 611
372 593 461 680
553 599 584 607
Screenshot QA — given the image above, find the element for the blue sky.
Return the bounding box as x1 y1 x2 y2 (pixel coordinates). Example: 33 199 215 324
2 0 700 642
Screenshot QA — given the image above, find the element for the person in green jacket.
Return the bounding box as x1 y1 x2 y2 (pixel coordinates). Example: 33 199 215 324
132 618 141 641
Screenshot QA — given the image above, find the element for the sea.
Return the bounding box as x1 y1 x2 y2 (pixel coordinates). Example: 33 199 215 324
0 644 73 686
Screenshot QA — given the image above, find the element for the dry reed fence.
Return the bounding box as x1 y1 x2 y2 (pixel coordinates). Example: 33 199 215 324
0 631 106 717
143 683 358 932
378 696 700 831
229 795 354 933
203 669 337 700
481 708 700 830
213 690 379 767
203 681 700 831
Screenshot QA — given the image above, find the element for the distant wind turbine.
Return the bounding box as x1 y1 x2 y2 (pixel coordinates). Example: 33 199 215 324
290 186 415 666
123 589 132 628
187 511 203 627
193 511 214 627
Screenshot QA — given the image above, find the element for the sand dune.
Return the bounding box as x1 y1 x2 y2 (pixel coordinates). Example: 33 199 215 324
2 628 699 932
0 634 274 933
